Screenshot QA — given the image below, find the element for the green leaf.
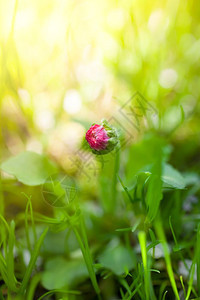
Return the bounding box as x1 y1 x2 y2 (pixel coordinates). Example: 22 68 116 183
98 243 136 275
162 164 185 189
1 151 57 186
41 257 89 290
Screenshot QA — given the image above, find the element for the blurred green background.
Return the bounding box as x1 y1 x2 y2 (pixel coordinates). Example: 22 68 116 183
1 0 199 200
1 0 199 157
1 0 200 214
0 1 200 298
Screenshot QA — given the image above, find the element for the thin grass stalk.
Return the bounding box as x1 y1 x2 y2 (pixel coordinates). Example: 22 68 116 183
25 201 31 253
196 223 200 295
19 227 48 296
154 215 180 300
138 231 149 300
169 216 189 273
26 273 41 300
73 225 101 297
7 220 18 293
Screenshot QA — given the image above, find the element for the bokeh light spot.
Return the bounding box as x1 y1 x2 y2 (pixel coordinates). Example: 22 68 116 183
159 68 178 89
63 90 82 115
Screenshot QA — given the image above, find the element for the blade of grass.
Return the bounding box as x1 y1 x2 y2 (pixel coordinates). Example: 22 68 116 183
117 174 134 203
185 260 196 300
7 220 18 292
119 278 132 296
79 214 100 292
116 218 141 233
159 281 168 300
0 288 4 300
138 231 149 300
0 215 9 231
180 276 186 299
126 283 142 300
33 213 66 224
18 227 49 295
0 215 9 261
37 290 81 300
26 273 41 300
73 228 100 294
24 199 31 252
154 215 180 300
73 214 100 297
120 287 126 299
197 223 200 295
28 198 37 245
124 272 140 299
0 253 8 287
23 193 37 252
162 291 168 300
169 216 189 272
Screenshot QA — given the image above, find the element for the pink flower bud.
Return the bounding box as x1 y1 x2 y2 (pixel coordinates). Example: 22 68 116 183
85 124 109 151
85 120 119 155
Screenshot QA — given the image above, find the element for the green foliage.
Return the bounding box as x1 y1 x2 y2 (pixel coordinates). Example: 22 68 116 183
0 0 200 299
1 151 57 186
0 129 199 299
98 242 136 275
41 257 89 290
162 164 186 190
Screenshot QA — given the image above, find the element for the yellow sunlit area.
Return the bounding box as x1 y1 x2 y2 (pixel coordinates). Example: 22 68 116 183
0 0 200 299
